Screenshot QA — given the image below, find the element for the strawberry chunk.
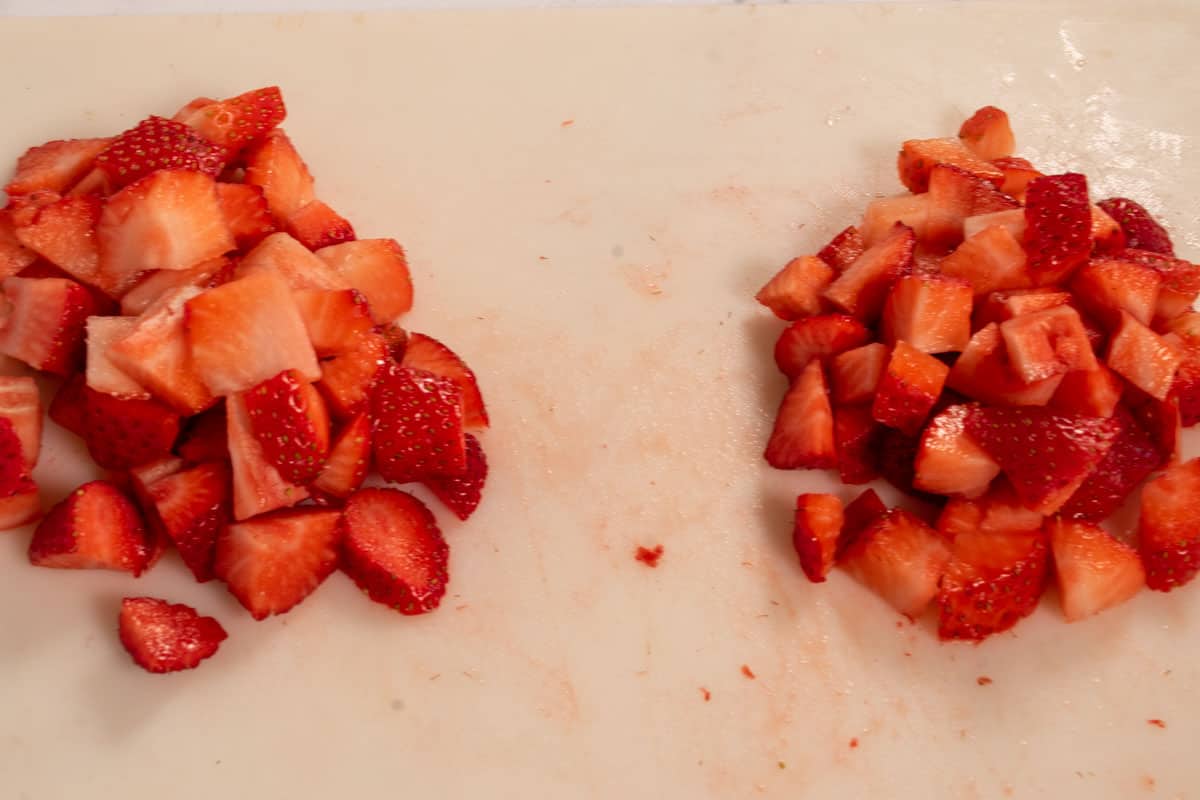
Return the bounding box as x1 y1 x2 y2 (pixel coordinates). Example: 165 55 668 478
0 211 38 279
0 376 42 469
175 403 229 464
422 432 488 521
400 332 490 429
833 404 882 485
85 316 148 399
991 156 1043 201
340 487 449 615
0 276 97 375
315 239 414 324
118 597 227 674
0 417 31 498
840 488 887 555
1096 197 1174 256
237 232 348 291
754 255 833 321
242 370 331 484
924 164 1020 251
5 138 111 197
82 386 181 470
973 288 1070 328
841 509 950 618
319 330 388 419
12 195 103 289
1070 257 1161 330
999 305 1098 384
215 183 276 249
816 226 866 271
1107 311 1182 401
225 393 309 520
1058 407 1160 522
48 373 88 438
177 86 286 157
958 106 1015 161
897 137 1004 194
1048 364 1123 418
1090 205 1126 254
963 208 1027 243
937 482 1044 542
881 273 971 354
292 288 373 356
871 341 948 435
285 200 356 251
28 480 150 574
764 359 835 470
214 507 342 619
311 412 371 501
371 363 467 483
93 116 224 191
1048 519 1144 622
774 314 871 380
1023 173 1092 285
119 255 230 317
913 404 1000 498
243 129 315 223
948 323 1064 407
1138 458 1200 591
830 342 888 405
144 461 232 582
792 493 844 583
939 224 1030 298
860 194 928 246
822 223 915 322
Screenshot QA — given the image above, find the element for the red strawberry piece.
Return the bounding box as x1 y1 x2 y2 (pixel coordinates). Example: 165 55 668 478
1130 393 1181 469
319 330 388 419
119 255 231 317
964 406 1120 514
924 164 1020 251
225 393 309 520
1070 257 1162 330
822 223 915 323
0 376 42 469
400 332 490 429
1023 173 1092 285
185 270 320 396
1107 311 1182 401
48 373 88 438
1117 250 1200 325
118 597 227 674
881 273 972 354
1048 364 1123 419
97 170 235 296
1096 197 1174 256
242 370 331 484
176 403 229 464
28 480 150 574
284 200 356 251
764 359 835 470
0 210 38 279
214 507 342 619
0 477 40 531
754 255 833 321
877 426 940 503
860 194 929 246
93 116 224 191
1048 518 1144 622
991 156 1043 201
291 288 373 357
0 417 31 497
128 456 185 561
177 86 286 157
215 182 276 249
871 341 948 435
941 222 1030 297
963 207 1027 241
841 509 951 618
371 363 467 483
833 404 882 485
12 194 103 288
936 481 1044 543
1138 457 1200 591
948 323 1064 407
913 404 1000 498
5 137 112 197
816 225 866 271
1090 205 1126 254
243 129 316 223
839 487 887 555
340 487 449 615
310 412 371 501
236 231 348 291
773 313 871 380
937 522 1050 641
1058 407 1160 522
422 432 488 521
830 342 888 405
792 493 844 583
1171 328 1200 427
999 305 1098 383
958 106 1016 161
973 288 1070 329
315 239 413 324
0 275 97 375
897 137 1004 193
82 386 181 470
145 461 232 582
86 316 149 399
378 322 408 361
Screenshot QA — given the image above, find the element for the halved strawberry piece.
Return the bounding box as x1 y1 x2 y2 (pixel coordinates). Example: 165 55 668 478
311 412 371 501
285 200 356 251
774 314 871 380
92 116 224 191
340 487 449 615
0 276 97 375
1138 457 1200 591
816 225 866 271
1090 205 1126 254
913 404 999 498
400 332 489 429
840 487 887 555
97 170 235 295
0 376 42 469
422 432 488 521
242 370 331 484
897 137 1004 193
1023 173 1092 285
963 208 1027 243
225 393 309 520
822 223 914 323
86 316 149 399
243 129 315 223
215 182 276 249
830 342 888 405
754 255 833 321
924 164 1020 251
948 323 1064 407
28 480 150 574
145 461 232 582
792 493 844 583
833 404 882 484
999 305 1098 383
881 273 971 354
12 194 103 289
1048 519 1144 622
1070 257 1161 330
936 481 1044 542
118 255 230 316
840 509 951 618
292 288 373 356
5 138 112 197
1048 364 1123 418
937 523 1049 641
991 156 1043 201
958 106 1015 161
371 363 466 483
859 194 928 246
177 86 286 157
0 211 38 279
1059 407 1160 522
176 403 229 464
236 232 348 291
1107 311 1182 401
82 386 181 470
940 224 1030 297
1096 197 1174 256
315 239 414 324
185 269 320 396
964 406 1120 514
118 597 227 674
764 359 835 470
48 373 88 437
214 507 342 619
871 341 948 435
319 330 388 419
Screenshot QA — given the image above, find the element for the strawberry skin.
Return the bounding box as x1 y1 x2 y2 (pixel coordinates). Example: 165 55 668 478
175 403 229 464
371 363 467 483
1096 197 1174 256
242 370 331 484
1058 407 1160 522
833 404 882 485
773 314 871 380
816 225 866 271
145 461 232 582
839 488 887 556
340 487 450 615
1023 173 1092 285
177 86 286 157
0 417 31 497
1138 458 1200 591
28 480 151 574
216 182 276 249
958 106 1015 161
94 116 225 191
400 332 490 429
841 509 951 618
1049 519 1144 622
937 524 1050 641
118 597 227 674
311 412 371 501
48 373 88 438
422 432 487 521
285 199 356 251
792 493 844 583
765 359 835 470
82 386 181 470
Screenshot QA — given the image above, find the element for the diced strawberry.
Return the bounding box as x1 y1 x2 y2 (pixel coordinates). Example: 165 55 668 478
1070 257 1161 330
940 224 1030 297
859 194 928 246
924 164 1020 251
379 322 408 361
118 597 227 674
1058 407 1160 521
128 456 184 552
0 276 96 375
958 106 1015 161
48 373 88 437
371 363 467 483
97 170 235 296
292 288 373 357
816 226 866 271
86 316 149 399
936 481 1044 542
214 507 342 619
236 232 348 291
1138 458 1200 591
1129 393 1181 468
962 208 1027 242
400 332 490 429
175 403 229 464
81 386 180 470
225 393 309 520
119 255 230 316
881 273 971 354
315 239 414 324
0 211 38 279
1096 197 1174 256
774 313 871 380
877 426 940 502
0 417 31 498
0 376 42 469
1107 311 1182 401
1171 331 1200 427
145 461 232 582
177 86 286 157
215 183 276 249
340 487 449 615
242 370 331 484
1117 250 1200 326
285 200 356 251
1023 173 1092 285
319 330 388 419
841 509 951 617
871 341 948 435
822 223 914 323
185 270 320 396
974 288 1071 329
93 116 224 193
754 255 833 321
792 493 844 583
991 156 1042 201
1090 205 1126 254
937 523 1050 640
1048 519 1144 622
243 129 315 223
840 488 887 555
964 406 1119 514
764 359 835 470
830 342 888 405
28 480 150 574
897 137 1004 194
913 404 999 498
5 138 112 197
12 195 104 289
422 432 488 521
833 404 882 485
999 305 1098 383
310 412 371 501
1048 364 1123 418
948 323 1064 407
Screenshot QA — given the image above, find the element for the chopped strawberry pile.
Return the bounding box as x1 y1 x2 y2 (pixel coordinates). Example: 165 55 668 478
0 87 490 672
756 105 1199 640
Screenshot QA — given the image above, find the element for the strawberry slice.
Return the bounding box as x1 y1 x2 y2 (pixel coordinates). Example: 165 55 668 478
225 393 309 520
48 373 88 438
1048 519 1144 622
119 255 230 317
176 86 286 157
82 386 181 470
421 432 488 521
840 487 887 555
1070 257 1161 330
237 232 348 291
145 461 232 582
1023 173 1092 285
840 509 951 618
292 288 374 356
12 195 103 289
764 359 835 470
964 406 1120 514
958 106 1015 161
1138 458 1200 591
242 370 331 484
319 330 388 419
897 137 1004 194
340 487 449 615
940 224 1031 297
871 341 948 435
1059 408 1160 521
792 492 844 583
311 412 371 501
400 332 490 429
999 305 1098 383
948 323 1064 408
214 507 342 619
773 313 871 380
85 316 149 399
1107 311 1182 401
822 223 915 323
243 129 315 223
991 156 1043 201
118 597 227 674
0 376 42 469
315 239 414 324
1048 364 1123 419
816 226 866 271
830 342 888 405
1096 197 1174 256
0 276 97 376
215 183 276 249
94 116 224 191
28 480 150 574
175 403 229 464
371 363 467 483
754 255 833 321
285 200 356 251
833 404 882 485
913 404 1000 498
5 138 112 197
881 273 972 354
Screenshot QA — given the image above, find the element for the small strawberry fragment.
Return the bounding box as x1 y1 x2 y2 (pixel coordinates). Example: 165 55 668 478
82 386 181 470
1138 458 1200 591
119 256 229 316
422 432 488 521
1107 311 1182 401
830 342 888 405
1090 205 1126 254
937 482 1044 543
774 314 871 380
897 137 1004 194
963 208 1027 243
871 341 948 435
840 488 887 554
833 404 882 485
285 199 356 251
48 373 88 437
242 370 331 484
792 493 844 583
1059 407 1160 522
1023 173 1092 285
1048 364 1123 418
243 129 316 223
177 86 286 157
0 276 97 376
1048 519 1144 622
215 183 276 249
145 461 232 582
913 404 1000 498
1096 197 1174 256
937 523 1049 641
315 239 414 324
841 509 951 618
822 223 915 322
371 363 467 483
816 226 866 271
881 273 971 354
400 332 490 429
0 211 38 279
310 413 371 501
755 255 833 321
28 480 150 574
5 138 111 197
0 376 42 469
764 359 835 470
958 106 1015 160
118 597 227 674
991 156 1043 201
973 288 1070 328
175 403 229 464
0 417 30 498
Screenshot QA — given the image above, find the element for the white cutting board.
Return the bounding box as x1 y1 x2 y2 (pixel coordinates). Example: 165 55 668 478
2 3 1198 797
